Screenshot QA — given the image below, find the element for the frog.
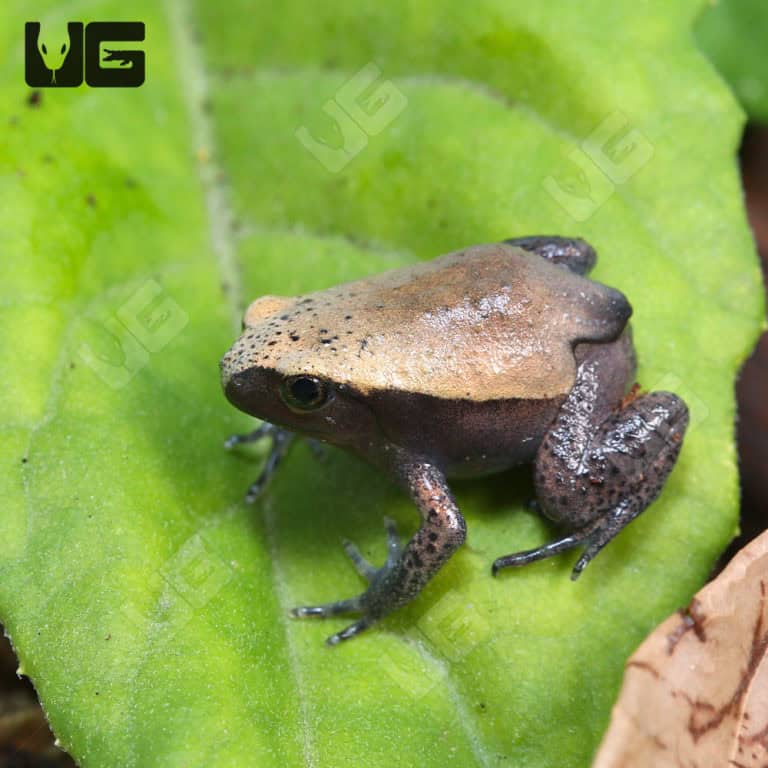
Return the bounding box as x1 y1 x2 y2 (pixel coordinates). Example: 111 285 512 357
220 236 689 646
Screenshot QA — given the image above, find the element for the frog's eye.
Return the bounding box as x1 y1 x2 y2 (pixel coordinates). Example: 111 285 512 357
281 375 329 411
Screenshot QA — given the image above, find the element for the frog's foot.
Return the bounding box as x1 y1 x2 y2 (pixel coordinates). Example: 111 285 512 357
491 504 639 579
492 531 582 576
502 235 596 276
224 422 295 502
290 517 404 646
224 421 277 449
293 462 467 646
495 384 689 579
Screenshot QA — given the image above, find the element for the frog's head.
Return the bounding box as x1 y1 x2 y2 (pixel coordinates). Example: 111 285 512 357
36 23 72 83
220 294 380 448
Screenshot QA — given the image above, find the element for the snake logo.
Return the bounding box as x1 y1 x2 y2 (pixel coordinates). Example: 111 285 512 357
25 21 145 88
36 23 71 83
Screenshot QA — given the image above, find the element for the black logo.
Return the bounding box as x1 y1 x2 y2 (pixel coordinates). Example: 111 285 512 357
25 21 145 88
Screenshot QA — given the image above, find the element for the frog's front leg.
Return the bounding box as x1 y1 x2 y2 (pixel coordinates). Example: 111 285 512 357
225 422 295 502
493 359 689 578
291 461 466 645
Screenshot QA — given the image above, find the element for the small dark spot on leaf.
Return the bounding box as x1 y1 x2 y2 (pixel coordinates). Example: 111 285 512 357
26 90 42 108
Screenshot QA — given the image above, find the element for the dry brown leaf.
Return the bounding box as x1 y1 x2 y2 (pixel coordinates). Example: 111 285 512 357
593 529 768 768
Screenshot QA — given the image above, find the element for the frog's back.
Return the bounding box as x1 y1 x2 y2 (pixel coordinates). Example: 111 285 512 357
232 243 631 401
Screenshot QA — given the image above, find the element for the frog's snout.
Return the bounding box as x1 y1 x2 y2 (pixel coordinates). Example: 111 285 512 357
223 371 245 406
220 340 259 411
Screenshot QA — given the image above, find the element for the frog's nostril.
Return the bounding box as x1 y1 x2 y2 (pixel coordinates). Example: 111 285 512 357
224 375 240 400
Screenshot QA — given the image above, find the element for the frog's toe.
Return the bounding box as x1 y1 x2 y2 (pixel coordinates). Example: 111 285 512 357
340 517 402 581
290 595 384 645
491 532 582 575
225 425 264 449
290 596 382 644
227 424 294 502
383 516 403 563
326 617 374 646
290 596 362 620
342 539 378 580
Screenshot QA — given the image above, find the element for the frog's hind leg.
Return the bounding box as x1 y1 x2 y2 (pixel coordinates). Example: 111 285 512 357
502 236 596 275
493 345 689 580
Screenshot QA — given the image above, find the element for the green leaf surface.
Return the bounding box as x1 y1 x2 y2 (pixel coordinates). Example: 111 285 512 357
695 0 768 123
0 1 763 766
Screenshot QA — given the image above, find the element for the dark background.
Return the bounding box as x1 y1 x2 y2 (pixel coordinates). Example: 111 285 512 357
0 126 766 768
731 125 768 560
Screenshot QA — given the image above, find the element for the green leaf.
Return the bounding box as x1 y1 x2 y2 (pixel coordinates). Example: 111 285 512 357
1 1 763 767
695 0 768 123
